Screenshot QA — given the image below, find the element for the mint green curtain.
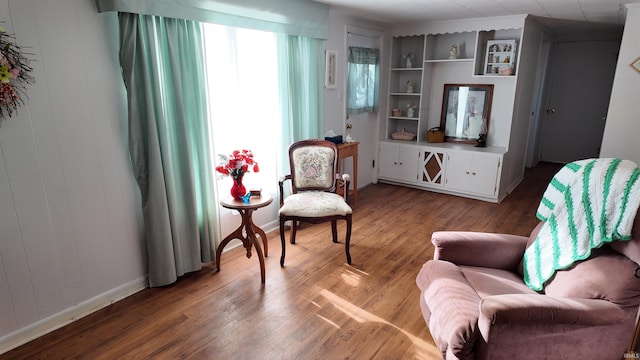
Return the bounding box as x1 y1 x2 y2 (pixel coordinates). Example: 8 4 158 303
97 0 329 39
276 34 324 175
118 13 218 287
347 46 380 115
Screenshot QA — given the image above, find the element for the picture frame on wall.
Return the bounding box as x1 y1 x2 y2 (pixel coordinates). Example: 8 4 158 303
440 84 494 144
325 49 337 89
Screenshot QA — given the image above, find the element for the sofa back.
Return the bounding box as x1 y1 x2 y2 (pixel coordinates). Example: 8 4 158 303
609 214 640 265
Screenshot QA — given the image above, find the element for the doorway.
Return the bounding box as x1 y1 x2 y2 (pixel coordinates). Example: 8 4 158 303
538 39 620 163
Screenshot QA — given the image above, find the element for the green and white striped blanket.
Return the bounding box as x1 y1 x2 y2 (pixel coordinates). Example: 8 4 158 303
523 158 640 291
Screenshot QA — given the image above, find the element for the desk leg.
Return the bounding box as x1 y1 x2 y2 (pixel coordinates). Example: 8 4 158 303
352 148 358 207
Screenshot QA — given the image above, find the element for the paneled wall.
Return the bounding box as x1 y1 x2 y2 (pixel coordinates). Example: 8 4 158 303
0 0 145 352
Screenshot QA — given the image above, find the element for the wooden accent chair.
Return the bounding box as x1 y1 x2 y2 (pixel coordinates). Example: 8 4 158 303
278 139 353 266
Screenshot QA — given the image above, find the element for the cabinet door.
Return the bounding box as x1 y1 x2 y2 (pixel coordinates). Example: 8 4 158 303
397 145 418 183
378 142 398 179
419 148 446 187
444 151 472 192
468 154 501 196
378 142 417 183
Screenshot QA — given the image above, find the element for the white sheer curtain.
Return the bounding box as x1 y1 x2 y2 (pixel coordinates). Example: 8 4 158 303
203 24 281 231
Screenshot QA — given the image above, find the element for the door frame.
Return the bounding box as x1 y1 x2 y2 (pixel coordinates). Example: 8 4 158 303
525 34 553 167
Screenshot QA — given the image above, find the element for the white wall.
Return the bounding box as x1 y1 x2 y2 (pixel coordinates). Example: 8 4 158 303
0 3 390 352
0 0 145 352
600 4 640 166
323 9 388 138
323 9 388 189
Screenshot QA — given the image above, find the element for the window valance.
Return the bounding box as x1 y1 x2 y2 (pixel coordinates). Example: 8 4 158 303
96 0 329 39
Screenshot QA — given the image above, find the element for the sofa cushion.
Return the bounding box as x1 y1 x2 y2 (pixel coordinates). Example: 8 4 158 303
417 260 480 360
544 246 640 307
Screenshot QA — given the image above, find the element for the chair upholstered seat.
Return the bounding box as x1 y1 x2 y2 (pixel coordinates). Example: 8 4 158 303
279 191 352 217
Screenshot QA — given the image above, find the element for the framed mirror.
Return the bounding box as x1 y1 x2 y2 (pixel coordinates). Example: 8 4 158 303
440 84 494 144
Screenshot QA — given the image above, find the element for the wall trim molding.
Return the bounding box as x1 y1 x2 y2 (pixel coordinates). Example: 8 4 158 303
0 276 148 354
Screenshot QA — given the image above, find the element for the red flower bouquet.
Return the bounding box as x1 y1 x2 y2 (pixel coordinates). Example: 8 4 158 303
216 150 259 200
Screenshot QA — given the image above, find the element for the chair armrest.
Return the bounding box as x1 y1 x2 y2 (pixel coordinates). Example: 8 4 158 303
278 174 292 206
479 294 629 329
335 173 351 200
432 231 529 271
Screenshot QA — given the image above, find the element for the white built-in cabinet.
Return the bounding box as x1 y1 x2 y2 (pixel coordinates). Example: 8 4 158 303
378 142 418 184
378 142 505 202
380 18 526 203
444 150 502 197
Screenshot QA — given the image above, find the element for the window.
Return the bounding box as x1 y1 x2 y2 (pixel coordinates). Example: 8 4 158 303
203 24 281 195
347 46 380 115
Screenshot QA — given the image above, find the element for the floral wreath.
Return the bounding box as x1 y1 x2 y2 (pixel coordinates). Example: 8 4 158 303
0 25 35 123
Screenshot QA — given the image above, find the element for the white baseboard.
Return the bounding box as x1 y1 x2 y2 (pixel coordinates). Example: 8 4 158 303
0 276 148 354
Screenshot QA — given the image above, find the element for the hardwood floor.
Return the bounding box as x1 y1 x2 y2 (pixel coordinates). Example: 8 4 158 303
1 163 561 360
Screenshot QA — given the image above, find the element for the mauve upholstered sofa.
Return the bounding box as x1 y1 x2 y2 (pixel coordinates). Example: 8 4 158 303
416 215 640 360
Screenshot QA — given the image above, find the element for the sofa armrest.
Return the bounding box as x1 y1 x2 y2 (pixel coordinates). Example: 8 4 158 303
479 294 629 329
432 231 529 271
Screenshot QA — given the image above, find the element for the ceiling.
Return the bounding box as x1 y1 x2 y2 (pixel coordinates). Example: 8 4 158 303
314 0 640 29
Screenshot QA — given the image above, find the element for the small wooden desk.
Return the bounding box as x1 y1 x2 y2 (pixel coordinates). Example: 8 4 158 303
216 194 272 284
337 141 359 207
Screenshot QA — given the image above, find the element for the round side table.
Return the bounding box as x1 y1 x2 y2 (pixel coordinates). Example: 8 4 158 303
216 194 272 284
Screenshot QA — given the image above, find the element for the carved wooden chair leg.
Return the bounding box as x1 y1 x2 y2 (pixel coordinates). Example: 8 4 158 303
280 219 287 267
345 215 352 265
331 220 338 243
290 220 297 244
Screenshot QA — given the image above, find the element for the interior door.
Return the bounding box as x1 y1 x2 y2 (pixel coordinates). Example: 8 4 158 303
540 40 619 163
343 27 383 191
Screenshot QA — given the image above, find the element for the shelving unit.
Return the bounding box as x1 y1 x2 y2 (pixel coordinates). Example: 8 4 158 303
474 29 522 76
380 19 529 203
483 39 517 75
387 35 425 142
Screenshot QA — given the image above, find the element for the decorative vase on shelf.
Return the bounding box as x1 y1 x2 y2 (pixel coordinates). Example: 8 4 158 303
230 175 247 200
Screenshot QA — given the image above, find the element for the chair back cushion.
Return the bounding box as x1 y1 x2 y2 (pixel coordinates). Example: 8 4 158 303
289 140 337 192
519 214 640 307
544 246 640 307
609 213 640 264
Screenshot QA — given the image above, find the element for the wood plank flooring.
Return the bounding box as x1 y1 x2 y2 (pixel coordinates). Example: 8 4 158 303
1 162 561 360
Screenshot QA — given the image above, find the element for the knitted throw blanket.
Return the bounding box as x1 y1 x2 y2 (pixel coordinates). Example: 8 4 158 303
523 158 640 291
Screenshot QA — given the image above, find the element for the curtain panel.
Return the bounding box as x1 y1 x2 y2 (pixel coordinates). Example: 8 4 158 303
96 0 329 39
119 13 218 287
276 34 325 177
347 46 380 115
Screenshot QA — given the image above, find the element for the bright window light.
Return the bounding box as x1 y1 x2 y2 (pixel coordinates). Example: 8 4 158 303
203 23 281 194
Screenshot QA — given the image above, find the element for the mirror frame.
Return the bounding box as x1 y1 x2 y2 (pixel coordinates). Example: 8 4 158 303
439 84 494 144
